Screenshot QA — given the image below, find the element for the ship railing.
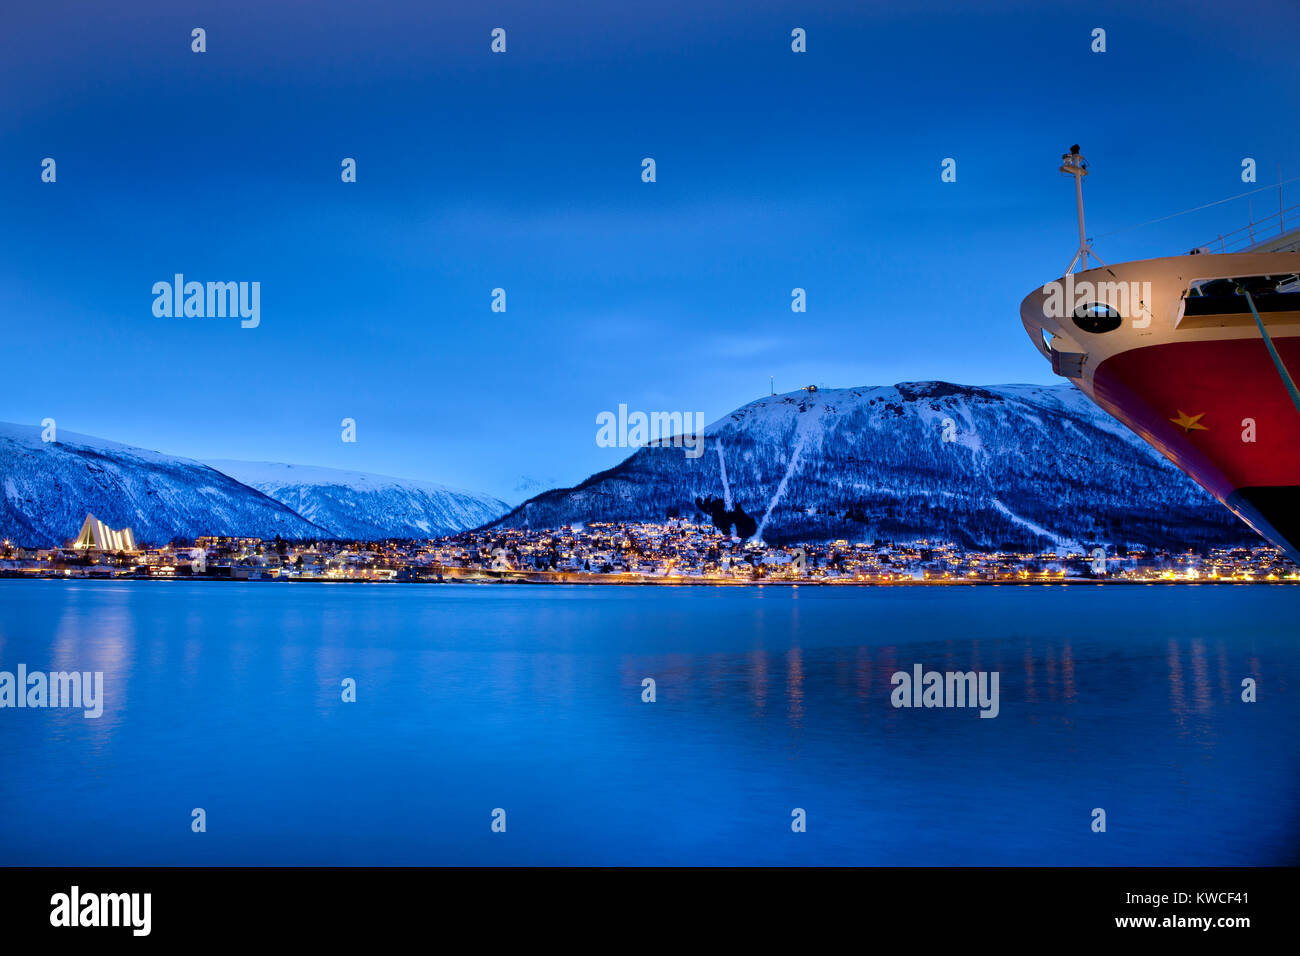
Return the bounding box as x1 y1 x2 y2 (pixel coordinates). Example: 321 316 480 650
1194 202 1300 254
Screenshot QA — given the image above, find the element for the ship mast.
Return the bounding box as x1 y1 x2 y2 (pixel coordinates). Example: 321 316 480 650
1061 145 1105 273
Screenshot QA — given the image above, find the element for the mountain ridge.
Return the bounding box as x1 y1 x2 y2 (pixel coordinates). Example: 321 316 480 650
0 422 327 547
489 381 1254 552
208 459 510 541
0 423 509 547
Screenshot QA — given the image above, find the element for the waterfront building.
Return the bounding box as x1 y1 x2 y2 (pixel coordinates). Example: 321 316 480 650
71 514 138 552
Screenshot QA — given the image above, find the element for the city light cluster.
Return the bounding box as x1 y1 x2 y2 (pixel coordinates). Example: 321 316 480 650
2 520 1294 585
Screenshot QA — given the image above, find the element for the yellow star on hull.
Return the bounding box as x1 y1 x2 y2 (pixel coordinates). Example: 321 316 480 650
1170 410 1208 433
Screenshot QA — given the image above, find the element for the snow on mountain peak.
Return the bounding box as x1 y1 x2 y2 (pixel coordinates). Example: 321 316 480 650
494 381 1252 551
206 460 509 540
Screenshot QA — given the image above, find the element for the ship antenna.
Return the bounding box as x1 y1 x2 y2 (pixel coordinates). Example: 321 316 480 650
1060 145 1106 273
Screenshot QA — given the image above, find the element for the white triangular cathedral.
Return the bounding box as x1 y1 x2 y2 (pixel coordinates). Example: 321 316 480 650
73 514 137 552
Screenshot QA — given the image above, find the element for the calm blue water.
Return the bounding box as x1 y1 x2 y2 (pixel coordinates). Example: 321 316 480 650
0 580 1296 866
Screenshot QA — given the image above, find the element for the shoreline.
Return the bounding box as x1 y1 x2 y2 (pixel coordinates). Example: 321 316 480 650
2 571 1293 587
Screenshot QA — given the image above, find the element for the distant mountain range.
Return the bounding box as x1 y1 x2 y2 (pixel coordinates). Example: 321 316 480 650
207 461 508 541
0 423 507 547
490 382 1255 552
0 423 325 547
1 382 1264 551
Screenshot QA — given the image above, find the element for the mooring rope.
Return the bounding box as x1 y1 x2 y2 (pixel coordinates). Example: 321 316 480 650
1243 288 1300 418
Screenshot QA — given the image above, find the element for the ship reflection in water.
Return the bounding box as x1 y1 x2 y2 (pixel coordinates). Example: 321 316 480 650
0 581 1296 865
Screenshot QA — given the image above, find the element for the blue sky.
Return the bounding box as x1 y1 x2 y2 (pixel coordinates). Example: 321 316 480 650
2 0 1298 501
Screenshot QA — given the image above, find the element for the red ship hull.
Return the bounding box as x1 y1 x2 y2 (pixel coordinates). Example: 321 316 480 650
1091 336 1300 559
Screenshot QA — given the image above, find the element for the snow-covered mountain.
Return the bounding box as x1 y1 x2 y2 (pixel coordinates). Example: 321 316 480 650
206 461 509 540
490 382 1255 552
0 423 326 547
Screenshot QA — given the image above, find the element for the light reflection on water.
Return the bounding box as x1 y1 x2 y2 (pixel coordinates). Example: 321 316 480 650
0 579 1296 865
